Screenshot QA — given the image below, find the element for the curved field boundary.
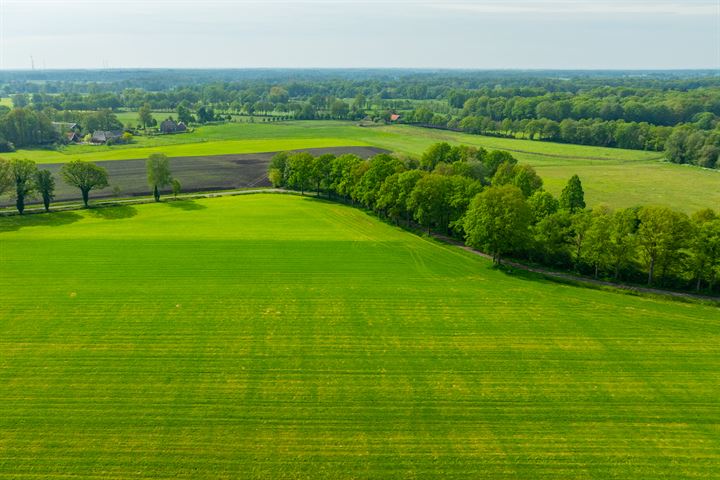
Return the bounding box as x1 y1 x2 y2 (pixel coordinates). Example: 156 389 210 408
483 144 665 163
431 232 719 304
406 124 665 163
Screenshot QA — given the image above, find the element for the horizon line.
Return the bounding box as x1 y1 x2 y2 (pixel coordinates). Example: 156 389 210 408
1 67 719 72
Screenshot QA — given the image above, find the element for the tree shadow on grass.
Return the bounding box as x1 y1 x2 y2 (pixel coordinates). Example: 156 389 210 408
165 200 207 211
493 264 558 285
0 210 84 233
88 205 138 220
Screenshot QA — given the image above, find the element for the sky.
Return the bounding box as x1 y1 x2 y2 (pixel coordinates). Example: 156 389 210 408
0 0 718 70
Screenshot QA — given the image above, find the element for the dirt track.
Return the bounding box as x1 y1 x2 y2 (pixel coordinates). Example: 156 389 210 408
4 146 387 206
432 233 719 304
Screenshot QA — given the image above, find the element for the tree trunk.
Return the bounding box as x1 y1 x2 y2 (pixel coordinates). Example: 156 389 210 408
696 276 702 292
81 189 89 208
575 244 582 271
154 185 160 202
594 263 599 279
43 194 50 212
647 257 655 286
16 194 24 215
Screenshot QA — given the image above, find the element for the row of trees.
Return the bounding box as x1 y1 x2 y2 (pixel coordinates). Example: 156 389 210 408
7 71 718 120
457 92 719 127
0 154 180 213
269 143 720 293
0 158 110 213
404 109 720 167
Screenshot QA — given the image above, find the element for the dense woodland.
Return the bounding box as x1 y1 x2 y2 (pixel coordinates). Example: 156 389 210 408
0 69 718 167
267 143 720 295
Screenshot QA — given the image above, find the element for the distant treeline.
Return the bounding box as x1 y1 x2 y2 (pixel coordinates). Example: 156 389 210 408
268 143 720 294
1 70 719 167
0 108 129 149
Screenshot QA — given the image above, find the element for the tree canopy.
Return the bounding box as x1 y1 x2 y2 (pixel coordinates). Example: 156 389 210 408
61 160 109 207
146 153 173 202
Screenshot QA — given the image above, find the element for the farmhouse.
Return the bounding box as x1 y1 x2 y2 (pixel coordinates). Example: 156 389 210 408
91 130 123 144
389 113 401 122
160 118 188 134
65 131 80 143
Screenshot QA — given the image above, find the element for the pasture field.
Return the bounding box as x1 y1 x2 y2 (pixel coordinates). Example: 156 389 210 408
114 110 172 126
5 121 719 211
1 194 719 479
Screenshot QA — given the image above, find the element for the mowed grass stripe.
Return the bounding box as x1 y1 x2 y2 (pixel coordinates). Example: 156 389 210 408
0 194 718 479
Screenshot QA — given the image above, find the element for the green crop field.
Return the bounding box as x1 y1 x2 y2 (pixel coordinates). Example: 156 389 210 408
114 110 172 126
1 194 718 479
5 121 719 211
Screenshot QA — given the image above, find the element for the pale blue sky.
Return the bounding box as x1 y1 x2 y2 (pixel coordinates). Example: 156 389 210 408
0 0 718 69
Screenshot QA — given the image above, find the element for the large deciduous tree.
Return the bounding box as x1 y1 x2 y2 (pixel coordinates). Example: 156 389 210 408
35 169 55 212
268 152 290 188
607 208 638 280
636 206 690 286
330 154 363 202
287 152 314 195
528 190 559 224
177 101 194 125
355 154 404 209
376 173 402 223
464 185 531 264
491 161 543 198
0 158 12 196
420 142 453 171
61 160 109 207
687 210 720 291
311 154 334 197
569 209 593 270
408 173 453 233
559 174 586 213
584 206 613 278
10 159 38 214
146 153 173 202
138 104 153 129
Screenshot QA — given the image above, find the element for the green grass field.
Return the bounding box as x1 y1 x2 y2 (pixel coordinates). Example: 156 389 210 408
114 110 172 126
5 121 719 212
1 194 718 479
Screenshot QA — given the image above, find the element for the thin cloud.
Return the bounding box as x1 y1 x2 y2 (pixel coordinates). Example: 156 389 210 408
3 0 718 14
430 1 718 16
